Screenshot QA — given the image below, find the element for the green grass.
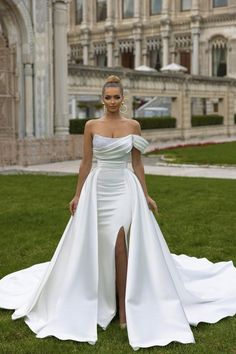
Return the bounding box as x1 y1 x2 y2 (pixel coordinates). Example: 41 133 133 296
147 141 236 166
0 174 236 354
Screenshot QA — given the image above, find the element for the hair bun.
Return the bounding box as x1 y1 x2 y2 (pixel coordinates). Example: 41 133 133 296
105 75 121 84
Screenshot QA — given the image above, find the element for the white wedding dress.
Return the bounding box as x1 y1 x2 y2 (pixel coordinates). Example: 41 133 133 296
0 133 236 351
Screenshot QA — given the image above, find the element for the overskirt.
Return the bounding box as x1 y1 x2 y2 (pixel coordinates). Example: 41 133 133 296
0 134 236 351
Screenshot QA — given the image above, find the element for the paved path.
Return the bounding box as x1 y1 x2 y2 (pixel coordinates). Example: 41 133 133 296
1 158 236 179
1 136 236 179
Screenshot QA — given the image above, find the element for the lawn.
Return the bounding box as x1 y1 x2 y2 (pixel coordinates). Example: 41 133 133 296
0 174 235 354
147 141 236 166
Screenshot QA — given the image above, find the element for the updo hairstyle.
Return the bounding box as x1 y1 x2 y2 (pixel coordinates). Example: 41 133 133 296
102 75 124 96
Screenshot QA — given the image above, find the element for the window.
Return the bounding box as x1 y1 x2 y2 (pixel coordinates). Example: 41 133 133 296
96 53 107 67
149 49 162 70
181 0 192 11
122 0 134 18
213 0 228 7
212 46 227 77
76 0 83 24
121 51 134 68
180 51 191 73
150 0 162 15
97 0 107 22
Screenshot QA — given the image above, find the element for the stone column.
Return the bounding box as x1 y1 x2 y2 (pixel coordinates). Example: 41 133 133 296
162 0 169 18
81 0 89 65
191 0 199 16
133 0 142 68
53 0 69 135
161 30 169 67
106 0 113 25
181 82 192 140
105 0 115 67
191 1 200 75
161 0 170 67
134 0 141 19
191 27 200 75
106 37 114 67
82 34 89 64
82 0 88 25
24 63 34 137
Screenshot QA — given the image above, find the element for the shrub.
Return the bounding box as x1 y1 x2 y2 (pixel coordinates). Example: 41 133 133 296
69 118 88 134
191 115 223 127
69 116 177 134
133 117 176 129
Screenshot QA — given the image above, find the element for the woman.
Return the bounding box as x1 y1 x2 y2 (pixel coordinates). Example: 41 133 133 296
69 75 158 331
0 75 236 351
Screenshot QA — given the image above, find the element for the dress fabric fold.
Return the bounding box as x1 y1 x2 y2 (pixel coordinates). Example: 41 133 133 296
0 133 236 351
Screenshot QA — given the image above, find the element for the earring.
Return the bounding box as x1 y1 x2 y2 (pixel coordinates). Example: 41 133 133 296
102 103 107 113
119 102 127 114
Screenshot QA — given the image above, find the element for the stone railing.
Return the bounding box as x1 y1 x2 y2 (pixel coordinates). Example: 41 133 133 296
68 64 236 140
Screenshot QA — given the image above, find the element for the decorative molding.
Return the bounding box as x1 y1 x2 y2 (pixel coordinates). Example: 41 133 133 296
93 42 107 55
118 39 134 53
174 33 191 49
146 36 162 51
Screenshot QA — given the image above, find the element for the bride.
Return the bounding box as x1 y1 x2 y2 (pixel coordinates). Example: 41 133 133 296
0 75 236 351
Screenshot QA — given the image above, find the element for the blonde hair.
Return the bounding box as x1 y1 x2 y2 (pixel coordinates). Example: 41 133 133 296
102 75 123 96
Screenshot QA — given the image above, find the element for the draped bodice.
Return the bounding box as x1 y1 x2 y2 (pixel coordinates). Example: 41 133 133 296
92 134 149 169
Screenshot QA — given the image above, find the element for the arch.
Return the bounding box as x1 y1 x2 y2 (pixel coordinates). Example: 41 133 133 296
0 0 35 139
209 34 228 49
1 0 34 60
209 35 228 77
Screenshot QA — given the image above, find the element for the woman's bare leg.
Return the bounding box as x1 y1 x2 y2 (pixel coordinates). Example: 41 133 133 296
115 227 128 324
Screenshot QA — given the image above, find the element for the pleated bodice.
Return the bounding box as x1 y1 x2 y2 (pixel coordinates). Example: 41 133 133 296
92 134 149 169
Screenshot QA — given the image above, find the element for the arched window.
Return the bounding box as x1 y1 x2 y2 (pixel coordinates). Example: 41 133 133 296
150 0 162 15
97 0 107 22
211 37 227 77
122 0 134 18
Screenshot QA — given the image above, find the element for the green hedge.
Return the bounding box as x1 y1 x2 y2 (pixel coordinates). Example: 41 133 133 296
69 116 177 134
234 114 236 124
191 115 223 127
133 117 176 129
69 118 87 134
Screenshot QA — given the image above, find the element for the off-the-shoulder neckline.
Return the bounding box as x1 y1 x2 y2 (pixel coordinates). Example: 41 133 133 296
93 133 143 139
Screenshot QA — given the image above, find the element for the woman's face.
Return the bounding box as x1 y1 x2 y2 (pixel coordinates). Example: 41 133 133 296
102 87 124 114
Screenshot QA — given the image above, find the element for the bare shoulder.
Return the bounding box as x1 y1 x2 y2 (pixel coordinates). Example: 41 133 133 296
84 119 97 129
125 118 141 135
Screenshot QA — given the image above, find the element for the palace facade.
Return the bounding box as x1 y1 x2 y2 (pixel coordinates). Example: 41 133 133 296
0 0 235 167
68 0 236 77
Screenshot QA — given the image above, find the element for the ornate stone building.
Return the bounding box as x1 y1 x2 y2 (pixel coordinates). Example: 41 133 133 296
0 0 73 166
68 0 236 78
0 0 235 167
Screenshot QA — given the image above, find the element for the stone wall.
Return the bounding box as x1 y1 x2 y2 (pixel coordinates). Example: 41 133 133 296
0 136 83 167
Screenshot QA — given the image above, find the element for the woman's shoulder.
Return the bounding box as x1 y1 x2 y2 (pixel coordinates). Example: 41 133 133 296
123 118 141 135
121 117 140 128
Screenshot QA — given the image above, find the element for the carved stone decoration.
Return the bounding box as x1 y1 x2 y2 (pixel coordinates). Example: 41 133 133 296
175 33 192 49
0 32 17 138
93 42 107 55
146 36 162 51
118 39 135 53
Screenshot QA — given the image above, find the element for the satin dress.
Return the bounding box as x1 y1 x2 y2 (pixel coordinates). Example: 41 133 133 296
0 134 236 351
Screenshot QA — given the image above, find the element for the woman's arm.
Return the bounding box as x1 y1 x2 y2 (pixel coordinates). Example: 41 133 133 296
69 120 93 214
131 122 158 214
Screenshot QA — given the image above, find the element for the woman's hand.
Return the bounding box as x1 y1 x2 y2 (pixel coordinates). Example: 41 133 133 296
146 195 159 215
69 195 80 215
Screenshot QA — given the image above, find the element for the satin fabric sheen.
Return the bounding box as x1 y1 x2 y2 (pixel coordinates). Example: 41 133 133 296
0 134 236 351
